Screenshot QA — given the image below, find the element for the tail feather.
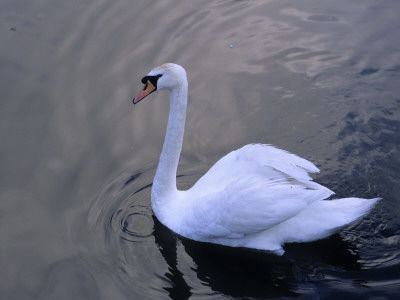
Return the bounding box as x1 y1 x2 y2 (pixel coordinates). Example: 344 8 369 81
282 197 381 243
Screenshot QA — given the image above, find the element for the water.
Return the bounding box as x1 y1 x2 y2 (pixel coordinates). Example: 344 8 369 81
1 0 399 299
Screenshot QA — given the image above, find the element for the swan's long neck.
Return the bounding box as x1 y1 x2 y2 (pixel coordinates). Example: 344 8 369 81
152 80 188 209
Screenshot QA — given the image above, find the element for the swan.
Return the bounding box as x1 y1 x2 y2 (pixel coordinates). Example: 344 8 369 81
132 63 380 255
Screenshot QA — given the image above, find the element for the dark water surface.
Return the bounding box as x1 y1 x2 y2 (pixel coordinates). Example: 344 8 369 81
1 0 399 299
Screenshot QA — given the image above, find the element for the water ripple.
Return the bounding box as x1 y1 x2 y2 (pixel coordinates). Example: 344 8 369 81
88 167 155 244
110 204 154 242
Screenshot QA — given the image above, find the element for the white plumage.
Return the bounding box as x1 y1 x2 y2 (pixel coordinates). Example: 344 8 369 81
133 63 380 255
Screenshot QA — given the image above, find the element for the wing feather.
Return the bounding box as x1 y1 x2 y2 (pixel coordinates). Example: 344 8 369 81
183 144 333 240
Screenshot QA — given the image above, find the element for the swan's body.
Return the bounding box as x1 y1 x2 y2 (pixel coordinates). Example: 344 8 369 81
133 63 380 255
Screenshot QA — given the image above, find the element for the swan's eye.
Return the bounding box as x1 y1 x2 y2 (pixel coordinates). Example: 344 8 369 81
141 76 149 84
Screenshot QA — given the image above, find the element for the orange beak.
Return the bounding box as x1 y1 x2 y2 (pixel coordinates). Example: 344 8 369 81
133 80 156 104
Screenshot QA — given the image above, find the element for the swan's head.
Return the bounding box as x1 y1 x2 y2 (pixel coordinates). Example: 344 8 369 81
133 63 187 104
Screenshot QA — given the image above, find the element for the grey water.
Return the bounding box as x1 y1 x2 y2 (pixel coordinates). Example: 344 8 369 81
1 0 399 299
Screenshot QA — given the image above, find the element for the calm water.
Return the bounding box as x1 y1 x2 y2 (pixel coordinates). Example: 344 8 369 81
1 0 399 299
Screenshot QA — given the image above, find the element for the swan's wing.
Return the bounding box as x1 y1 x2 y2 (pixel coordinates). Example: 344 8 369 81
184 173 333 239
192 144 325 196
183 144 333 239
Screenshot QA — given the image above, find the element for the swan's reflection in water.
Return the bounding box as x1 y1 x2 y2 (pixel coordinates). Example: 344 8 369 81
153 214 360 299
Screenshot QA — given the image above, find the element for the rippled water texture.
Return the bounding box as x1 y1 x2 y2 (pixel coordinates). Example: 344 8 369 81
1 0 399 299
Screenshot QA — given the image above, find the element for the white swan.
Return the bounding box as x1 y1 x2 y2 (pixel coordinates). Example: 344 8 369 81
133 63 380 255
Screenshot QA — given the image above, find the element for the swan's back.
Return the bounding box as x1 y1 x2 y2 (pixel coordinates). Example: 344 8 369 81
170 144 335 243
191 144 331 197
